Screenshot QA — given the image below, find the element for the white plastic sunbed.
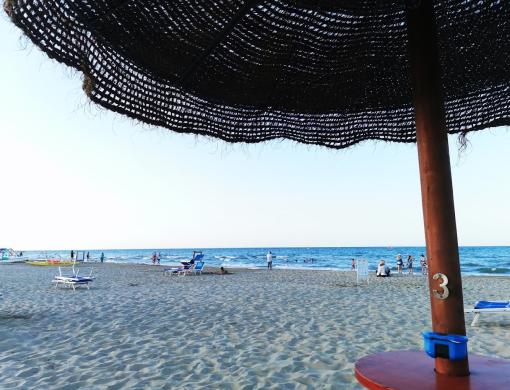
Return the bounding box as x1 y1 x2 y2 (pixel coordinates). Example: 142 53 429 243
53 266 95 290
164 263 193 276
464 301 510 326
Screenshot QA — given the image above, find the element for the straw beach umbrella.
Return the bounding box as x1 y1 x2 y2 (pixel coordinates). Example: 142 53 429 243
4 0 510 388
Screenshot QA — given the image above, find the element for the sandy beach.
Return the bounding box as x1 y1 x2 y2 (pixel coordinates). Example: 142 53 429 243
0 264 509 389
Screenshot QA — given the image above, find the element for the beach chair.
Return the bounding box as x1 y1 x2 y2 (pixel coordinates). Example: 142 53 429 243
191 261 205 275
356 259 369 285
464 301 510 326
53 266 95 290
164 263 193 276
192 251 204 262
178 263 196 276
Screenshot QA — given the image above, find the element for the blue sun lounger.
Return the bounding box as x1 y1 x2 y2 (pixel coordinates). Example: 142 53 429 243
464 301 510 326
191 261 205 275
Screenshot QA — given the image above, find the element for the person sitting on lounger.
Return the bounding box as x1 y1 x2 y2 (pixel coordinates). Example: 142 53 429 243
376 260 391 277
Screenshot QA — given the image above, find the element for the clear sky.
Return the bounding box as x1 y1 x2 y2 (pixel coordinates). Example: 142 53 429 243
0 18 509 251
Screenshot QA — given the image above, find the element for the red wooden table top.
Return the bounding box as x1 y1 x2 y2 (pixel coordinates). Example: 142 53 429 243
355 351 510 390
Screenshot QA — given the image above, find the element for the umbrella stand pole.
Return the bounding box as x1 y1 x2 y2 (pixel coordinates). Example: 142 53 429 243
406 0 469 377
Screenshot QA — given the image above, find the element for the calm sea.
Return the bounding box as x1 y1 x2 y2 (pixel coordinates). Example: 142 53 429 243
19 247 510 276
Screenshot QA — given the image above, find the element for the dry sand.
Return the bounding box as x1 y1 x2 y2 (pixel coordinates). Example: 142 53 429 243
0 263 509 389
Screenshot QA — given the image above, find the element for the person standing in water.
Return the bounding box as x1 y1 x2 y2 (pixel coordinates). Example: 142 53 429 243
157 252 161 265
100 252 105 263
396 254 403 274
266 251 273 270
407 255 414 275
351 258 356 270
420 254 428 275
71 250 74 260
86 251 90 261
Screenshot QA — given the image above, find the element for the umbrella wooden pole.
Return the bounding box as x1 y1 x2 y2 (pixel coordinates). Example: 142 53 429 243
406 0 469 377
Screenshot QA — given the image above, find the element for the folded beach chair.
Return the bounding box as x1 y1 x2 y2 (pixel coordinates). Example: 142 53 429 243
193 253 204 262
53 266 95 290
464 301 510 326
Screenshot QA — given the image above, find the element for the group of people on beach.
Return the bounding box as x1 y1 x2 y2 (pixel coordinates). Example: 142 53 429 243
396 254 428 275
351 254 428 277
69 250 105 263
152 252 161 265
70 250 95 262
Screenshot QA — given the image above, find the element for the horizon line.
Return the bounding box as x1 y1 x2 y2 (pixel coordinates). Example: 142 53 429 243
12 244 509 252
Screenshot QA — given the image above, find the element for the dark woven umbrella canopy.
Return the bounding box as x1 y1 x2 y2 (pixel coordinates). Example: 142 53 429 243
5 0 510 148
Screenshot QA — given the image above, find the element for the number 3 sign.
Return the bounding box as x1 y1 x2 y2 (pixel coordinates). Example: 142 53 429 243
432 273 449 300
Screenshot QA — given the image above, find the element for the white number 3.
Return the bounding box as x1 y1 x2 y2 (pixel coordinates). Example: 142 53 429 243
432 273 449 300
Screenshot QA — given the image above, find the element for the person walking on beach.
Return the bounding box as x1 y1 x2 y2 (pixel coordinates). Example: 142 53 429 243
100 252 105 263
157 252 161 265
407 255 414 275
266 251 273 270
152 252 157 265
351 258 356 270
420 254 428 275
70 250 74 260
396 254 403 274
86 251 90 261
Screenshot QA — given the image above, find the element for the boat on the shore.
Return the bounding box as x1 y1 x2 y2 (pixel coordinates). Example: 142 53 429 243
0 248 27 263
26 253 75 266
26 260 75 266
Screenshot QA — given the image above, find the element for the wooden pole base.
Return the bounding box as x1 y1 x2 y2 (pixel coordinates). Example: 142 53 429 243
355 351 510 390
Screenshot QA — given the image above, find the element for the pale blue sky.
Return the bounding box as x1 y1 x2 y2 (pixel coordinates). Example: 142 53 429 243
0 18 508 250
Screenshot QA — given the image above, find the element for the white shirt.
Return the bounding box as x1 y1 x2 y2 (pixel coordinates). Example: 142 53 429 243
376 264 386 276
266 253 273 263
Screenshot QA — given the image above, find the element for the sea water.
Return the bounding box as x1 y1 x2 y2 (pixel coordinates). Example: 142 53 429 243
18 246 510 275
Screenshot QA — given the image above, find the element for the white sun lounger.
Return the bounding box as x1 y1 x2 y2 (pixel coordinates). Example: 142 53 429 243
53 266 95 290
177 263 196 276
464 301 510 326
164 263 193 276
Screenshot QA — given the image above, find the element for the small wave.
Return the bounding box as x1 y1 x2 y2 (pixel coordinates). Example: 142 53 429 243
463 262 481 267
476 267 510 274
